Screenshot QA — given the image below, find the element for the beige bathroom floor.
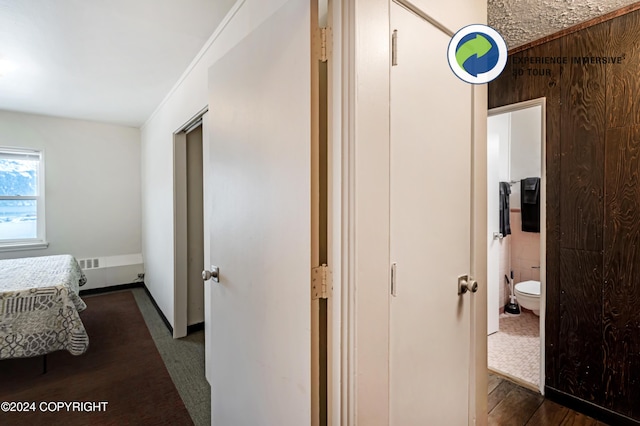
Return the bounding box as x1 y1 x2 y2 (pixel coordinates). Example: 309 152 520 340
488 310 540 389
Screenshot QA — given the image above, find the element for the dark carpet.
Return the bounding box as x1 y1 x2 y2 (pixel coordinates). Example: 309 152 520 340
0 291 193 425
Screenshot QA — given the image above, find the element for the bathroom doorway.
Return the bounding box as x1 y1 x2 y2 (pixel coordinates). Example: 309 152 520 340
487 98 546 394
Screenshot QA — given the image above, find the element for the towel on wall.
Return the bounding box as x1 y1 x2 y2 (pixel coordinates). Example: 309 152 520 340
499 182 511 237
521 177 540 232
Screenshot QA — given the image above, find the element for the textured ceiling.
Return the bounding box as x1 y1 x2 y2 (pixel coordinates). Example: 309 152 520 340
488 0 640 49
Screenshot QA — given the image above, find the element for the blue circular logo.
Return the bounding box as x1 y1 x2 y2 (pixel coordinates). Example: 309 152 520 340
447 25 507 84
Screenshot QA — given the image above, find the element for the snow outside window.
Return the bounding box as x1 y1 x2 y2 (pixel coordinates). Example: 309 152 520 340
0 147 47 250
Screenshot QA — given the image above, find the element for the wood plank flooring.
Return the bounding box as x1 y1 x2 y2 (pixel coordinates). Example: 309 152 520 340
488 374 609 426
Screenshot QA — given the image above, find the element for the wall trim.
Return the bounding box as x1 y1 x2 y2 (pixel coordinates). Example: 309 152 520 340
79 282 175 335
340 0 356 424
142 284 174 335
141 0 247 129
509 2 640 54
79 282 143 296
545 386 640 426
488 96 547 395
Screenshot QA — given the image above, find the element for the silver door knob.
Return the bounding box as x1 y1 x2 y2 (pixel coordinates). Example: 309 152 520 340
202 265 219 283
458 275 478 295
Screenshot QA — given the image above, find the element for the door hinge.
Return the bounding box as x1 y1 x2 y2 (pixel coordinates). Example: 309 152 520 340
311 264 332 300
392 29 398 66
314 27 331 63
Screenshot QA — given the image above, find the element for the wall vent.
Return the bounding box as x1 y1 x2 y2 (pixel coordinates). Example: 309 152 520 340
79 258 101 270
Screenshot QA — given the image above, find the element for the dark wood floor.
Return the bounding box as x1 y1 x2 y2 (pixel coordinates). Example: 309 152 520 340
488 374 608 426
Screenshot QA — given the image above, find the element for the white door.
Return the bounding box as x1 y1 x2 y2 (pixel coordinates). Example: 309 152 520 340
487 129 500 335
205 1 311 425
389 3 475 424
202 111 212 384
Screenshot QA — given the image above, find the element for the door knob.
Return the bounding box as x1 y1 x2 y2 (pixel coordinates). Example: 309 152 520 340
202 265 220 283
458 275 478 295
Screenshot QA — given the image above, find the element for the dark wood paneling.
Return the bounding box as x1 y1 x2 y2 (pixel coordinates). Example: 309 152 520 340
489 8 640 422
559 24 607 251
536 39 563 390
558 248 604 403
546 386 639 426
606 12 640 128
603 126 640 417
488 56 516 109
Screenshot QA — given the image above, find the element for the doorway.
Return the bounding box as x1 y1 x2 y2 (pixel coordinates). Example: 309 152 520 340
487 98 546 393
173 110 207 339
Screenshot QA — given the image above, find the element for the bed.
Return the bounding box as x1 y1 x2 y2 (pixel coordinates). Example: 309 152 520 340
0 255 89 359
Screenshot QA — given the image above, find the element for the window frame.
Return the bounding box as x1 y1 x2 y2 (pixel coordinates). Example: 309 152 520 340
0 146 48 251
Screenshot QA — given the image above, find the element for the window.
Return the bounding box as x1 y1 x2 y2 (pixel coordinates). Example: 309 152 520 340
0 147 47 250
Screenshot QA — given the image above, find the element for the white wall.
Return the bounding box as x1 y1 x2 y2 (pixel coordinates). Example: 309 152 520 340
140 0 292 329
0 110 141 266
487 112 511 333
510 106 542 209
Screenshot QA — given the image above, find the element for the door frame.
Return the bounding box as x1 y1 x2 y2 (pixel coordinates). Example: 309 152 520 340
488 97 547 394
338 0 488 423
172 106 208 339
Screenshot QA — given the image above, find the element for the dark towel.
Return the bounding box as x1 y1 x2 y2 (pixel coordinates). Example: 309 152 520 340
499 182 511 236
521 177 540 232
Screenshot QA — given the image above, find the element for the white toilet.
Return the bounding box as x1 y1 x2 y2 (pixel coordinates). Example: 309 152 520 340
514 280 540 316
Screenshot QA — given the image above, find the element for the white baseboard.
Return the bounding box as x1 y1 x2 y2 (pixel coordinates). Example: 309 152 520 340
80 253 144 290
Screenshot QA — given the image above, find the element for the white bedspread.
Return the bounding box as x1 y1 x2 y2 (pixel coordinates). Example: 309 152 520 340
0 255 89 359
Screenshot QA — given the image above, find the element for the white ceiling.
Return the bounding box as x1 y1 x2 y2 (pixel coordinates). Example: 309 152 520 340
0 0 233 127
0 1 637 128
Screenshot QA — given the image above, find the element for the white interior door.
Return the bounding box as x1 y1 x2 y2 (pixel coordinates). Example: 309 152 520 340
389 3 475 424
205 1 311 424
487 130 500 335
202 111 212 384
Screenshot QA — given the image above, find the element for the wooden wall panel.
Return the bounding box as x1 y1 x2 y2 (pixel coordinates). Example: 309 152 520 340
559 23 607 252
535 40 563 390
603 126 640 417
489 7 640 422
607 13 640 128
558 248 603 403
487 51 516 109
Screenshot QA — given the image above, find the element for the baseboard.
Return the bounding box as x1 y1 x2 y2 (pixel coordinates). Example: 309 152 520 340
79 282 174 336
545 386 640 426
78 253 144 290
187 322 204 334
79 282 143 296
141 285 174 335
